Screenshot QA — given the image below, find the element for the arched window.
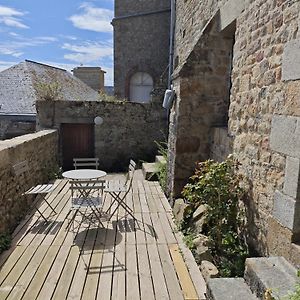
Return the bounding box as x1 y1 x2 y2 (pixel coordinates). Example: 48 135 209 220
129 72 153 103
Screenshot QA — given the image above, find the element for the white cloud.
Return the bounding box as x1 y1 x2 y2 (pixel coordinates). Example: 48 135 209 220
0 5 28 29
62 41 113 63
69 2 113 33
0 36 57 58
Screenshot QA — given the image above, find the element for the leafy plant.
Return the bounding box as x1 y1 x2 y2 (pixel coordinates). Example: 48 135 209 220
0 233 11 255
36 82 62 101
98 90 126 103
181 156 249 277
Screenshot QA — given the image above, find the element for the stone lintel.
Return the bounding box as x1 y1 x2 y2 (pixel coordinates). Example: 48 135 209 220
219 0 251 31
270 115 300 158
273 190 300 231
282 39 300 81
283 156 300 200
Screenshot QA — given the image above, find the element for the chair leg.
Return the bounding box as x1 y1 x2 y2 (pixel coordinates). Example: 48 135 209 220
44 197 56 214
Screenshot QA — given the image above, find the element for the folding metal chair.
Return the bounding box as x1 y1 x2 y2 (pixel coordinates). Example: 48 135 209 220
73 158 99 169
12 161 56 221
104 160 136 220
68 179 106 240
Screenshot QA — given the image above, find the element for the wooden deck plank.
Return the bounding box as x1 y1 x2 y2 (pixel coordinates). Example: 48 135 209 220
0 175 206 300
158 212 177 245
96 221 119 299
157 244 185 300
67 227 96 300
36 245 70 300
51 246 80 300
6 245 49 300
150 212 167 244
0 246 25 285
169 244 198 300
0 245 39 298
137 243 155 300
110 198 126 300
126 244 140 300
21 245 60 300
147 243 170 300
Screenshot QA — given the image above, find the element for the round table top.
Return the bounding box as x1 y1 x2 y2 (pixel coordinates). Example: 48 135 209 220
62 169 107 180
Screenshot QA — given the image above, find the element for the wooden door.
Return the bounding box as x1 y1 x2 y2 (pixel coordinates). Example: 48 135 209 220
61 123 94 170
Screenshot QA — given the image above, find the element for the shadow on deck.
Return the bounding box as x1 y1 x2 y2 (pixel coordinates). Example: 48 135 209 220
0 170 206 300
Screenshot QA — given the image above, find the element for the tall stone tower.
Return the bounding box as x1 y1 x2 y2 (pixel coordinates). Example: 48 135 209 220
112 0 170 102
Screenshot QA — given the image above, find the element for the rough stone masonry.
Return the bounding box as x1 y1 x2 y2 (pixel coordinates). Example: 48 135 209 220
167 0 300 265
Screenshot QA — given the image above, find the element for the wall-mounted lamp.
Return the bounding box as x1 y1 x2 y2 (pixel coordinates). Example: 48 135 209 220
162 88 175 110
94 116 103 125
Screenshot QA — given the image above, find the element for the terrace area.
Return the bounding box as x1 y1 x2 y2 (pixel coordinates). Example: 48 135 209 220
0 170 206 300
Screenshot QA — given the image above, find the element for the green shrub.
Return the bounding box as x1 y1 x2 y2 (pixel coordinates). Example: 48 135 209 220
181 156 249 277
0 233 11 255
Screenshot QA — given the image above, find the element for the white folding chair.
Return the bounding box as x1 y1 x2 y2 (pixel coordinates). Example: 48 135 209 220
73 158 99 169
104 160 136 221
68 179 106 239
12 161 56 221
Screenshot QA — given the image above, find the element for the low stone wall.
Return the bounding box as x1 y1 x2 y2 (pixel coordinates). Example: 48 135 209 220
0 130 58 234
0 116 36 140
36 98 168 171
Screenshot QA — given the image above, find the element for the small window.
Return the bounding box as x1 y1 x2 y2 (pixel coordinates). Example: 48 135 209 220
129 72 153 103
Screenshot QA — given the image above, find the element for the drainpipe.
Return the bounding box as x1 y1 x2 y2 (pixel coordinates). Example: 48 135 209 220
168 0 176 89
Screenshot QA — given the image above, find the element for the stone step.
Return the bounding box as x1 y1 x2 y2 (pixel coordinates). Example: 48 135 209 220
244 256 298 299
206 278 258 300
155 155 167 165
142 162 158 181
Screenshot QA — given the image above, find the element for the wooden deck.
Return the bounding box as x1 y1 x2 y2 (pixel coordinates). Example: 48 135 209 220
0 171 206 300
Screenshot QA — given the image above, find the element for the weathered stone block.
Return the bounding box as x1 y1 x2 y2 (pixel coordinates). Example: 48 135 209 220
282 39 300 81
273 190 300 231
244 257 297 299
219 0 251 31
172 198 189 224
200 260 219 283
207 278 258 300
270 115 300 158
283 156 300 199
267 217 292 258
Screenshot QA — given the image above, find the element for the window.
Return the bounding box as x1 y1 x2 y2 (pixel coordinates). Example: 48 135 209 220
129 72 153 103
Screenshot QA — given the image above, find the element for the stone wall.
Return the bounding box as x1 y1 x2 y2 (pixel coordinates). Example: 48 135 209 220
113 0 170 99
0 130 58 234
168 16 235 197
72 67 105 92
167 0 300 263
36 96 168 172
0 116 36 140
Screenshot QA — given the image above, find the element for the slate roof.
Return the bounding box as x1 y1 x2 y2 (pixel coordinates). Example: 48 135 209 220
0 60 101 115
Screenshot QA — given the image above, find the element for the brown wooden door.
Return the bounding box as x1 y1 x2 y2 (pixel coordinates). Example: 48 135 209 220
61 123 94 170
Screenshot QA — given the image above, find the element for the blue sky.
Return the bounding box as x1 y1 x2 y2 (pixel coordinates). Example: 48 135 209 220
0 0 114 85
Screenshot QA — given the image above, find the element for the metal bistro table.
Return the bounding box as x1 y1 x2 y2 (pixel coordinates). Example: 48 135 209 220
62 169 107 230
62 169 107 181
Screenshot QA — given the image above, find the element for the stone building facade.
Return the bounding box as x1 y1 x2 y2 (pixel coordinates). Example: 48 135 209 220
167 0 300 265
37 94 167 172
72 67 106 92
112 0 171 101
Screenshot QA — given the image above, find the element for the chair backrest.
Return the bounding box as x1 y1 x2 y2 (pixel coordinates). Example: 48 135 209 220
70 179 106 199
125 159 136 186
73 158 99 170
12 160 29 176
